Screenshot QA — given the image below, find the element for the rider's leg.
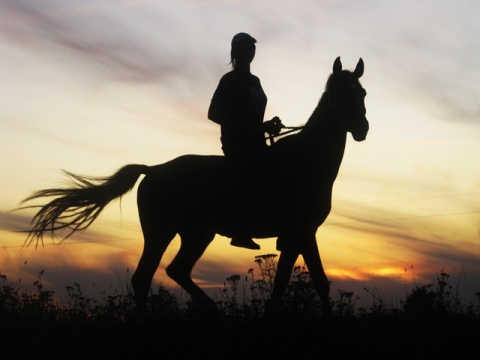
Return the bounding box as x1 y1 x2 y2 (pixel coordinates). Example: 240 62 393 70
228 152 261 250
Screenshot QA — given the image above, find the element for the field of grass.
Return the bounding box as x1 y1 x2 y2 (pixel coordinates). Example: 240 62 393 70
1 254 479 359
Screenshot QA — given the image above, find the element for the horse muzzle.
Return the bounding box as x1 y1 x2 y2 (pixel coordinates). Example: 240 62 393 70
351 117 369 142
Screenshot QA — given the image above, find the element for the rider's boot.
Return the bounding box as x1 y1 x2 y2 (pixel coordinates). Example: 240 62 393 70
231 235 260 250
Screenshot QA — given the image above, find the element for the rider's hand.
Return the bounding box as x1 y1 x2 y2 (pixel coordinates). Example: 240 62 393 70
263 116 284 136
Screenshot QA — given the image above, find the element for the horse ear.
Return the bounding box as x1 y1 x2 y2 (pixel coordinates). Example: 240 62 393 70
333 57 342 74
354 58 364 78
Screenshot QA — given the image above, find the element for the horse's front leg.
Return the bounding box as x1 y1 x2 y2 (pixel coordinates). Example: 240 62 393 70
302 238 331 316
266 248 299 315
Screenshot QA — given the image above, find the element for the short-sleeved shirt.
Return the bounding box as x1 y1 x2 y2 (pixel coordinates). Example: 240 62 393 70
208 70 268 160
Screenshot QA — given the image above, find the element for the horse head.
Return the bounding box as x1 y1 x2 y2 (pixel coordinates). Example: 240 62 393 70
327 57 369 141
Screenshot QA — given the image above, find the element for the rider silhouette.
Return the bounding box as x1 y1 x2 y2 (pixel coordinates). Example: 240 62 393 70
208 32 282 250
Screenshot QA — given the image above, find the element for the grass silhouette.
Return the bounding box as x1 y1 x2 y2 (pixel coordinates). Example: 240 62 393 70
1 255 479 359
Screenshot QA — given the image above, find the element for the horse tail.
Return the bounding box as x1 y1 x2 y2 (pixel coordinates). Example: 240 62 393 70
21 164 150 248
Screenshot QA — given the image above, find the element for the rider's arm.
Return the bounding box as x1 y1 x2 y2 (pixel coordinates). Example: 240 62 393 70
208 75 232 125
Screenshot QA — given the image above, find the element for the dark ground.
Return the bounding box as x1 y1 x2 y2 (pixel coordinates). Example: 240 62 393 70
1 312 479 360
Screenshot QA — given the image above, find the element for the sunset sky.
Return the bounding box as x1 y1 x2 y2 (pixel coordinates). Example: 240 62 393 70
1 0 479 306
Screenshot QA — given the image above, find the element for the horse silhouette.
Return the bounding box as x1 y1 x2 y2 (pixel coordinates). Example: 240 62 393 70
21 57 368 315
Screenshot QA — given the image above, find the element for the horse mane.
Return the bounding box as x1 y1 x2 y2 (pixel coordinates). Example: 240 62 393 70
301 66 363 134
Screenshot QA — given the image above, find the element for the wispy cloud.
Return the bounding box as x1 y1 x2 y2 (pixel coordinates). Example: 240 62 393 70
329 197 480 266
1 1 185 83
4 0 478 126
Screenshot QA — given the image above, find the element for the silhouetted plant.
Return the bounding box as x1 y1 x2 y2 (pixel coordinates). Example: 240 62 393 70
245 267 264 316
217 275 240 317
0 273 20 317
148 284 180 316
331 289 359 317
472 292 480 316
254 254 277 299
361 285 391 316
404 270 463 317
282 266 322 316
222 274 241 315
1 259 479 324
21 270 58 321
433 270 463 314
0 270 60 322
64 282 97 320
403 284 435 317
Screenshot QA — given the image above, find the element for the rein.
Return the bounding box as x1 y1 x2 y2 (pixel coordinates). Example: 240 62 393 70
267 125 305 144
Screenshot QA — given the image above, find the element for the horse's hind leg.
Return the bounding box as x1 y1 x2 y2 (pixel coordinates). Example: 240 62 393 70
131 215 176 311
166 230 216 312
302 239 331 316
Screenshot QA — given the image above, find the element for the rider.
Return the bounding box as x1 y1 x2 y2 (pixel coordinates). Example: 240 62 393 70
208 32 283 250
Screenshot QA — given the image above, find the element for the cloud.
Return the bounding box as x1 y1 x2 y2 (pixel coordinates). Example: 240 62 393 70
1 2 179 83
0 210 32 233
0 209 140 249
362 2 480 125
5 0 478 127
329 198 480 267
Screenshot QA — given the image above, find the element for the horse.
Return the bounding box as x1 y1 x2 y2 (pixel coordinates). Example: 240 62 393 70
21 57 368 315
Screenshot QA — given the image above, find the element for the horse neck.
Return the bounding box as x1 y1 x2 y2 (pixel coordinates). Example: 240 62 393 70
301 92 347 181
